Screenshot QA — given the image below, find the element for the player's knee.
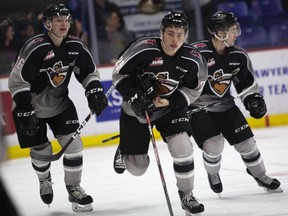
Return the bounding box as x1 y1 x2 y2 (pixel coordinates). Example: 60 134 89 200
31 141 51 165
234 138 257 155
234 137 259 157
166 132 194 164
31 141 51 153
203 135 224 155
57 134 83 154
123 154 150 176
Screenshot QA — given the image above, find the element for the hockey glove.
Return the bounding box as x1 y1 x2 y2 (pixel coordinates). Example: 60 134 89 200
12 105 39 136
244 93 267 119
137 73 158 100
125 88 156 118
85 81 108 116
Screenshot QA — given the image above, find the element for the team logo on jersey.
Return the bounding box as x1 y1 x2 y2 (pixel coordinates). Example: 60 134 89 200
133 39 157 50
190 49 201 58
144 39 157 45
149 57 163 66
207 58 215 67
192 43 206 48
208 69 232 97
45 61 69 87
147 72 179 97
44 50 55 61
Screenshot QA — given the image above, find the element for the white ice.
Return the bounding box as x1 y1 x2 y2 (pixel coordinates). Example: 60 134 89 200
1 126 288 216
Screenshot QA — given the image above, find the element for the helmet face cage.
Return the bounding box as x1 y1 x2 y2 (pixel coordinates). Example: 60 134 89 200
207 11 240 36
161 11 188 31
43 3 72 23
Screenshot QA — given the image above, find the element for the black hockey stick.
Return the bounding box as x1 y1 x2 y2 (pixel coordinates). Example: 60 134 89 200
186 84 255 119
102 134 120 143
102 99 234 143
186 98 233 118
145 110 174 216
30 85 115 161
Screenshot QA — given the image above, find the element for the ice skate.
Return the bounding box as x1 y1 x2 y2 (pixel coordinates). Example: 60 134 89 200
66 185 93 212
178 190 204 216
208 173 223 197
246 168 283 193
39 173 53 207
113 145 126 174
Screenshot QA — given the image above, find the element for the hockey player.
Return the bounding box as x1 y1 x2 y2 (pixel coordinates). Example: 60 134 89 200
112 11 208 215
8 3 108 212
187 11 282 195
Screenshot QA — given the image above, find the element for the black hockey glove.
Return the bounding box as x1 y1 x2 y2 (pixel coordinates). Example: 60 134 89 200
85 81 108 116
137 73 158 100
125 88 156 118
244 93 267 119
12 105 39 136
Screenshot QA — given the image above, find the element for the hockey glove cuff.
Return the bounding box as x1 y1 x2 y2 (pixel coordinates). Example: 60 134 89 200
124 88 156 118
244 93 267 119
85 81 108 116
137 73 158 101
12 105 39 136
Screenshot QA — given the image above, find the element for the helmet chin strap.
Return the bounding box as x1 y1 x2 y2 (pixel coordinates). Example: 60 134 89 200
44 16 68 41
214 31 232 47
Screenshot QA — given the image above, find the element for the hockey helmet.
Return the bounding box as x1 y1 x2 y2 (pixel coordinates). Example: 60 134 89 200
207 11 240 35
161 11 188 30
42 3 72 22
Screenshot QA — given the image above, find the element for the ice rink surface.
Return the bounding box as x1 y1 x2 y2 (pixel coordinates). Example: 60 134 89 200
1 125 288 216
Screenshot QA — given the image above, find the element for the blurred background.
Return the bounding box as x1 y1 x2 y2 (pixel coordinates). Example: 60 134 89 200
0 0 288 71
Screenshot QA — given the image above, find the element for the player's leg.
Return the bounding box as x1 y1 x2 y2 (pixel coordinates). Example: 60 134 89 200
221 106 282 192
50 103 93 212
189 109 224 195
21 119 54 206
157 110 204 215
114 109 151 176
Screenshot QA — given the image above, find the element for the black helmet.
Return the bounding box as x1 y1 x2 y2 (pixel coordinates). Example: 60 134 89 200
207 11 239 35
161 11 188 30
43 3 72 22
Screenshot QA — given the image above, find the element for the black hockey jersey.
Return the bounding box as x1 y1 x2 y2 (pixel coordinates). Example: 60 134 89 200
190 39 260 112
8 34 101 118
112 36 208 122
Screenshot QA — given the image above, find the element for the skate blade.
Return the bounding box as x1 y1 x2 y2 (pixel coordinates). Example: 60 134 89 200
72 202 93 212
216 192 222 198
185 210 202 216
262 186 283 193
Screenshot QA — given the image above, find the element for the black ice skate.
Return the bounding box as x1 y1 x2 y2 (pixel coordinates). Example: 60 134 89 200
66 185 93 212
246 168 283 192
39 173 53 206
178 190 204 215
113 145 126 174
208 173 223 195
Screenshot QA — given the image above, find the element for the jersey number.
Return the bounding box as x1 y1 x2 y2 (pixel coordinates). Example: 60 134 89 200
15 56 25 70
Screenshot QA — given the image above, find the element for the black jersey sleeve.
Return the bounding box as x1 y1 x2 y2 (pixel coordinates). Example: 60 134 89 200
232 48 259 99
112 37 160 96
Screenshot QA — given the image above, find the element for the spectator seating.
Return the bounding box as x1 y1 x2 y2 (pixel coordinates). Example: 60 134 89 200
217 1 256 25
252 0 288 29
269 23 288 46
236 25 270 48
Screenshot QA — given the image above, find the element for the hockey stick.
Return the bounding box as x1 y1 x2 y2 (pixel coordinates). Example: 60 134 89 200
102 134 120 143
30 85 115 161
102 98 236 143
144 110 174 216
186 84 256 118
103 85 255 143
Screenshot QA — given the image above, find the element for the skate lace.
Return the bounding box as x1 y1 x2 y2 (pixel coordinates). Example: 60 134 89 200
70 186 88 200
40 179 53 195
209 173 221 185
182 193 199 208
259 175 273 184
